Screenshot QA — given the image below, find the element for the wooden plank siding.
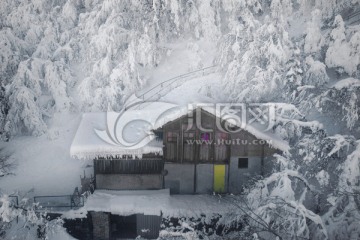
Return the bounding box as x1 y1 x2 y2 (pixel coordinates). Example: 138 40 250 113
161 109 278 164
94 159 164 174
162 109 231 164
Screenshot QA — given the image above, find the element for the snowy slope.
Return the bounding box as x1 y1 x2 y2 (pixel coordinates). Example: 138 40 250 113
0 113 85 195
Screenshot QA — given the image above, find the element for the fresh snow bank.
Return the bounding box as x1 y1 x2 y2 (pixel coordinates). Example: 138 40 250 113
4 218 76 240
67 189 239 219
46 226 77 240
85 189 170 216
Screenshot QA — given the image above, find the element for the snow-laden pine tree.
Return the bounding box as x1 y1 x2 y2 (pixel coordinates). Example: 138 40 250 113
219 0 293 103
0 84 7 139
322 138 360 240
326 15 360 77
5 58 72 136
215 2 360 239
1 0 225 136
284 46 304 101
304 9 324 57
246 155 328 240
0 194 66 239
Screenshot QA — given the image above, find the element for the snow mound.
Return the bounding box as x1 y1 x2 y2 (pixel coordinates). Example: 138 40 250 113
71 189 239 218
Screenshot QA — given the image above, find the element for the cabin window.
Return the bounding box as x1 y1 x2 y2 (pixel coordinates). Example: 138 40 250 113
167 132 178 142
200 132 211 141
183 132 195 139
238 158 248 168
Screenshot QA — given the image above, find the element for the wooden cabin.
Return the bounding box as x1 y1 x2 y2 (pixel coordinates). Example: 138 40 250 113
70 106 287 239
72 107 284 194
157 108 279 194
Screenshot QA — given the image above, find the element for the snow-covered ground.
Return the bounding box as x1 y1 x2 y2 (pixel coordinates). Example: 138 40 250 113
63 189 240 219
5 218 76 240
0 113 85 195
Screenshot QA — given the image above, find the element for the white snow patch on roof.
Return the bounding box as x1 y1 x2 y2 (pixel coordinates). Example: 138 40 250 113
70 104 176 159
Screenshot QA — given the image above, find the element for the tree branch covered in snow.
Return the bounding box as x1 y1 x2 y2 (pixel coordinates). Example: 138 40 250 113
0 148 14 178
0 194 65 239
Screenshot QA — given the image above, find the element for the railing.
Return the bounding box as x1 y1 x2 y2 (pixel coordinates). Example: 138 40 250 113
139 65 217 102
33 195 85 211
2 194 84 212
125 65 218 110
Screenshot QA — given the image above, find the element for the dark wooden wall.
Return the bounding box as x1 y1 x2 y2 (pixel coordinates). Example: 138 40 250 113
94 159 164 174
162 109 230 164
161 109 278 164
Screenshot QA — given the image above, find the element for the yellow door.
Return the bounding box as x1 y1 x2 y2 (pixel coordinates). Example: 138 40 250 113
214 165 226 193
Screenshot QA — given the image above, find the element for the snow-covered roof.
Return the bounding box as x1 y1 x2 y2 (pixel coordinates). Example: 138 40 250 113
151 104 289 152
70 105 174 160
71 100 289 159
